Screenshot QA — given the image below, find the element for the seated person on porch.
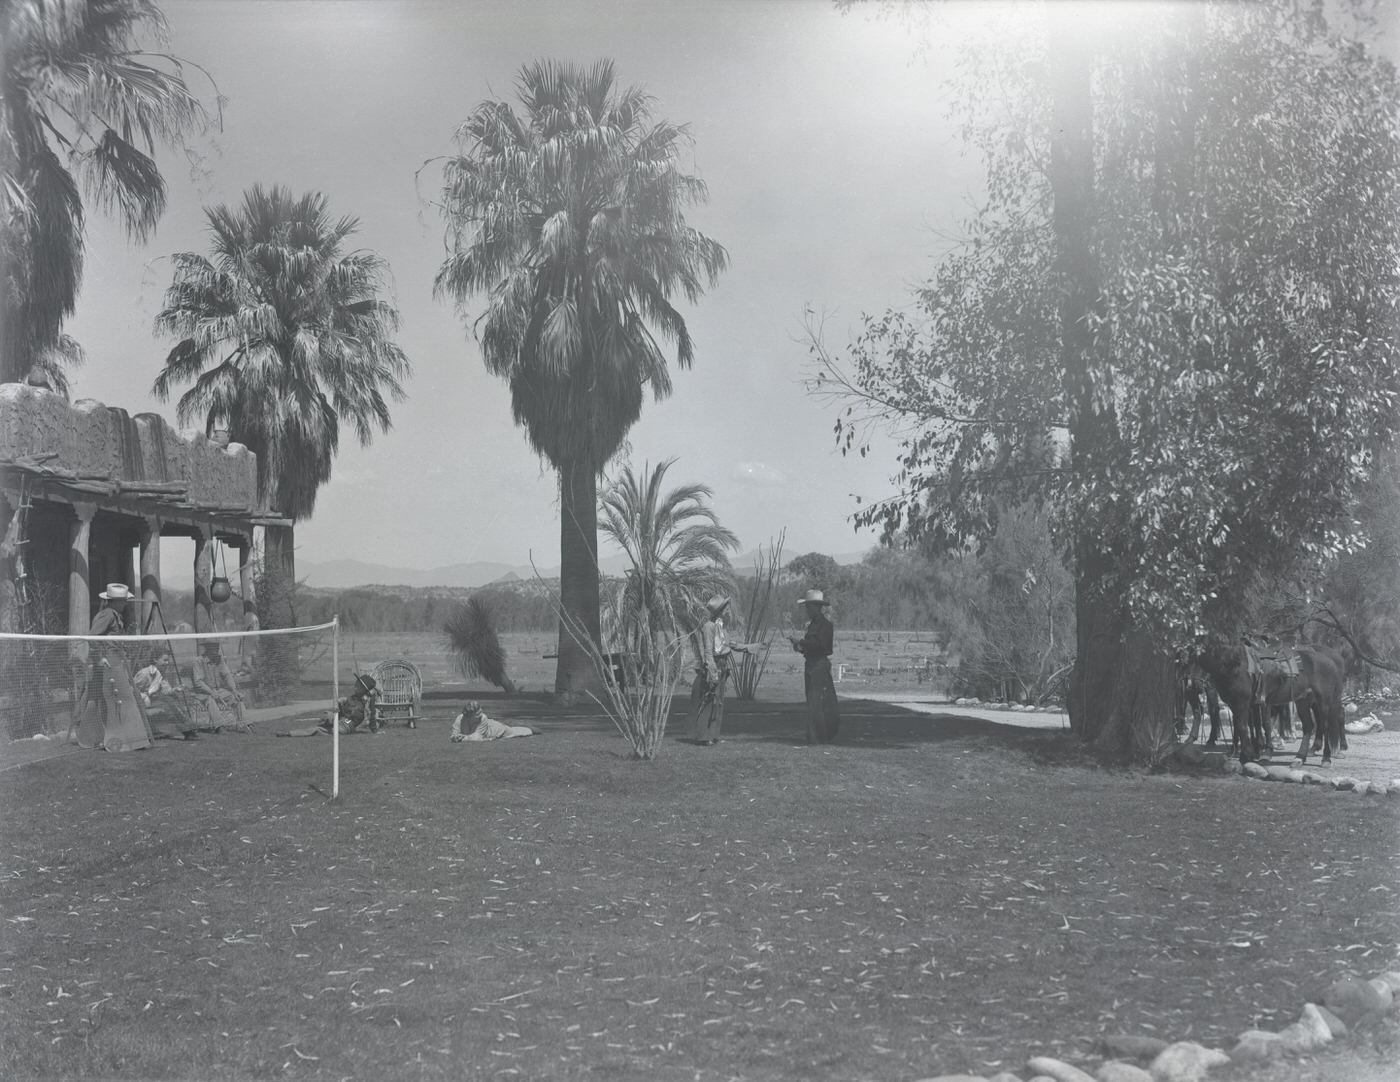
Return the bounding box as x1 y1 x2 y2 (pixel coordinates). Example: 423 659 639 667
192 641 244 723
135 649 190 708
134 650 199 741
450 701 540 741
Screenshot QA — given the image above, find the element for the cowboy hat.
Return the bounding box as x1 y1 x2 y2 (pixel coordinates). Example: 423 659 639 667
706 596 730 617
99 583 132 601
354 674 378 696
797 589 830 607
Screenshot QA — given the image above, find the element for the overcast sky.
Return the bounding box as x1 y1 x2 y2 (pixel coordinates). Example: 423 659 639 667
62 1 1182 573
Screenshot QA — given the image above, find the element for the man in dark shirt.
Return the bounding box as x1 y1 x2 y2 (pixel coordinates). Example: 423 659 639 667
790 589 840 745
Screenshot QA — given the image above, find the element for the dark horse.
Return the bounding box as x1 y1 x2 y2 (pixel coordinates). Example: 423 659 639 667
1194 642 1346 765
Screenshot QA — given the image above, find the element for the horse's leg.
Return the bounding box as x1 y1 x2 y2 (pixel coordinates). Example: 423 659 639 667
1321 697 1343 766
1205 686 1222 747
1226 691 1255 762
1293 699 1315 765
1250 703 1272 757
1274 703 1292 740
1185 682 1203 744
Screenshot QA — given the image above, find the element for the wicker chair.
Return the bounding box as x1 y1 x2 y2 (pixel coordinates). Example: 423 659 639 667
370 660 423 729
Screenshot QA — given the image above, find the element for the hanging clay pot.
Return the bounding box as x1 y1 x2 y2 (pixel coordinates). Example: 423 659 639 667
210 576 233 603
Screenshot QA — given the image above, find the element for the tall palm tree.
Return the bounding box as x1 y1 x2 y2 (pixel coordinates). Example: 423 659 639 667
1 0 207 388
599 459 738 654
435 58 728 696
153 184 410 627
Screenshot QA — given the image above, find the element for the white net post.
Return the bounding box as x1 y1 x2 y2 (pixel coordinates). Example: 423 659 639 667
331 614 340 799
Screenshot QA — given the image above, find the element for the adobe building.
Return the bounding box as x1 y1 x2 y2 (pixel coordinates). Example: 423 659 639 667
0 380 287 638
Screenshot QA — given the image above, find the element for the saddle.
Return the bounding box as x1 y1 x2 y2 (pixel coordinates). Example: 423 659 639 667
1244 643 1301 703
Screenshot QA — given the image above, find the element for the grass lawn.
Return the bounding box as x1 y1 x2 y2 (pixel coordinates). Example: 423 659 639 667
2 693 1397 1081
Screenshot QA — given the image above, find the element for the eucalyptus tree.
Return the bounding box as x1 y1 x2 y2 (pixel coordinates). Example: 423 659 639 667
435 59 728 696
153 184 410 627
1 0 207 388
817 1 1400 759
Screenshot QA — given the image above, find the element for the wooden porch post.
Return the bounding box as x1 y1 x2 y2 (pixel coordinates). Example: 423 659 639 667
139 517 162 635
238 535 259 631
194 525 213 634
67 503 96 636
0 489 14 634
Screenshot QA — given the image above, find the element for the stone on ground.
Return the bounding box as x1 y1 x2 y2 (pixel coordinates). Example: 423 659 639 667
1275 1003 1333 1053
1227 1030 1286 1063
1323 974 1393 1023
1313 1003 1349 1038
1148 1041 1230 1081
1025 1056 1098 1082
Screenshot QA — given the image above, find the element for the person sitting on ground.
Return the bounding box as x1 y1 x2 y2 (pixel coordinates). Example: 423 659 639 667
450 700 540 741
325 674 379 734
276 674 379 737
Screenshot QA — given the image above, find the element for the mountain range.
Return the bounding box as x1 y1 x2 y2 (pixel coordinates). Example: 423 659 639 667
300 547 868 590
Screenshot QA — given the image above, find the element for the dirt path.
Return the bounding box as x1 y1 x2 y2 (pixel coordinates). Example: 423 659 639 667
852 693 1400 785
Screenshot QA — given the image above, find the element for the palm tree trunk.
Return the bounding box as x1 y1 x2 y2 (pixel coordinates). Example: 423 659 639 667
556 460 603 698
263 525 297 628
258 523 298 703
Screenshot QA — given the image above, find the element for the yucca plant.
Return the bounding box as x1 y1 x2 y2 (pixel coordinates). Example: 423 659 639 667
444 596 518 694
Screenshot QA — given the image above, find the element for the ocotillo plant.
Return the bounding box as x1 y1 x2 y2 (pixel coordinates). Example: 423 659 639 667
731 531 786 701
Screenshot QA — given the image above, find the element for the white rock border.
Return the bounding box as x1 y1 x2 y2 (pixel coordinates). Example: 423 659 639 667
1234 757 1400 796
912 969 1400 1082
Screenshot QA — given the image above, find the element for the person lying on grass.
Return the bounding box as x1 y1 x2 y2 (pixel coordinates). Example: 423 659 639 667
450 701 540 741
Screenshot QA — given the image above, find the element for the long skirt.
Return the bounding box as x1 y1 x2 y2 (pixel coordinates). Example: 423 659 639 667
76 660 152 752
687 668 729 743
803 657 840 744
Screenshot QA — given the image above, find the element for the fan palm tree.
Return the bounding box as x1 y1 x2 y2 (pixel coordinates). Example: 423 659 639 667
152 184 410 627
1 0 207 388
435 58 728 696
599 459 738 655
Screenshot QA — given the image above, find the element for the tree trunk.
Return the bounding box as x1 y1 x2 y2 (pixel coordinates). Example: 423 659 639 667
258 523 298 703
1069 560 1178 761
262 524 297 628
555 460 603 698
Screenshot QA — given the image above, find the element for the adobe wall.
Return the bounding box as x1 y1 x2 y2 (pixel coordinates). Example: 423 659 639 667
0 383 261 514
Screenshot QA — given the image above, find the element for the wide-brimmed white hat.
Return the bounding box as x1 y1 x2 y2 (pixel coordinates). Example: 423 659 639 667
706 596 730 617
99 583 132 601
797 589 830 607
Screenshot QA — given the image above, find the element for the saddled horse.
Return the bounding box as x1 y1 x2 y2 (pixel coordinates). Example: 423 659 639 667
1182 660 1273 754
1194 642 1346 764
